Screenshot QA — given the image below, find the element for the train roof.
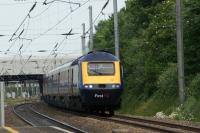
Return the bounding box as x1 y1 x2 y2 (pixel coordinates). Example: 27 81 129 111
46 61 72 76
71 51 118 65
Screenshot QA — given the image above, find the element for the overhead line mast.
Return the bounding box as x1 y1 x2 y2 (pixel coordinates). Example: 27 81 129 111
176 0 185 104
89 6 94 52
113 0 120 59
81 23 86 55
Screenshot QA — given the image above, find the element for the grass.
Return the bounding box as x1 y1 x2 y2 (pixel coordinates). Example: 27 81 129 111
5 97 40 105
119 92 178 116
119 90 200 122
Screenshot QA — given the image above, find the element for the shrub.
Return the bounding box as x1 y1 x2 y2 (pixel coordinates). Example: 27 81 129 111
187 74 200 99
157 63 178 98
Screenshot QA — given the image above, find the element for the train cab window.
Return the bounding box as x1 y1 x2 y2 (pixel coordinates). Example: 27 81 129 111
87 62 115 76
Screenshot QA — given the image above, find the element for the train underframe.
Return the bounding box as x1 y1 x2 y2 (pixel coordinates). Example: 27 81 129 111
43 89 122 116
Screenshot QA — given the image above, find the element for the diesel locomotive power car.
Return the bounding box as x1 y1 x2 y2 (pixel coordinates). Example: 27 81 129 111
43 51 123 115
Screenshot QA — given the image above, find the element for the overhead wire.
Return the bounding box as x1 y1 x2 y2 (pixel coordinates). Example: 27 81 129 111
4 1 83 70
9 2 37 42
85 0 109 34
8 17 32 65
5 5 33 65
94 0 109 23
5 0 90 74
43 0 81 6
43 37 66 69
42 28 79 70
20 0 89 57
30 4 52 18
31 0 90 41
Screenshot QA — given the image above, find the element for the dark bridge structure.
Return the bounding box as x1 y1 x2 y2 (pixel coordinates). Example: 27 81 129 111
0 74 44 94
0 74 44 81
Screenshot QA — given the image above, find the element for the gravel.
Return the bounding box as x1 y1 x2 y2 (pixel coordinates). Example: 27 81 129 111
5 101 200 133
117 113 200 128
5 105 30 127
32 102 158 133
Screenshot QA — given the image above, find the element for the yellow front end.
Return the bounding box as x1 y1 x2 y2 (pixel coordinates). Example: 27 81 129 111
82 61 121 85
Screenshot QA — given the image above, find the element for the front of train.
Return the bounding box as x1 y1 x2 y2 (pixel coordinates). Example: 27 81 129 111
79 51 123 114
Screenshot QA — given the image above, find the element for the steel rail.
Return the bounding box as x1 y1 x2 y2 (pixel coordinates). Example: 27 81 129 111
30 103 200 133
109 114 200 133
13 103 87 133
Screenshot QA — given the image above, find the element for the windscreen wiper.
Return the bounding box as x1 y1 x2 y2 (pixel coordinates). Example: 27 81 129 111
91 70 103 75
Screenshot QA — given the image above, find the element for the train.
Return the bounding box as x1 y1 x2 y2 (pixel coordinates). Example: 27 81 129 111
42 51 123 115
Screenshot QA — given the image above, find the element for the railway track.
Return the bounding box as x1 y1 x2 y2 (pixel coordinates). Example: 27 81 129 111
106 115 200 133
56 108 200 132
13 103 87 133
62 109 200 132
111 115 200 133
29 103 200 133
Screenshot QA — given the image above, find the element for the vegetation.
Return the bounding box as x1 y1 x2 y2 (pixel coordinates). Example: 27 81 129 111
5 98 27 105
93 0 200 121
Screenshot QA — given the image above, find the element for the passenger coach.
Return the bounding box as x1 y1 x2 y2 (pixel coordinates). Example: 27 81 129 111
43 51 123 115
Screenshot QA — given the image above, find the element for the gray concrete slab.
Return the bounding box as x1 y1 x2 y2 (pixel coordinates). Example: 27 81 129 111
0 128 9 133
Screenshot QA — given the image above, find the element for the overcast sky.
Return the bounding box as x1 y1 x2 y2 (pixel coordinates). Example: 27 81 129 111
0 0 126 60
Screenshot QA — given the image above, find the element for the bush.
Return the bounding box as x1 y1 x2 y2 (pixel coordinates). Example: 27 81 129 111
157 63 178 98
169 105 195 121
187 74 200 99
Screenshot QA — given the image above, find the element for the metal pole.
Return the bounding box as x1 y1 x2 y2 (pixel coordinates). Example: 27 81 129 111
113 0 120 59
176 0 185 104
32 83 34 96
29 82 31 98
20 84 22 97
81 23 86 55
89 6 93 52
17 86 18 97
0 82 5 127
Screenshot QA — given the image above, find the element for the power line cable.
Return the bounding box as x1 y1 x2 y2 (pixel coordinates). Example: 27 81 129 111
9 2 37 42
32 0 89 40
4 0 94 72
86 0 109 34
21 0 90 56
43 0 81 6
30 4 52 18
5 0 89 59
42 28 77 69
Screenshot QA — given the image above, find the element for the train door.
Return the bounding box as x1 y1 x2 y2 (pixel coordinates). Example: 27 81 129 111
58 72 60 95
67 70 70 94
73 66 79 96
51 75 53 94
71 68 74 95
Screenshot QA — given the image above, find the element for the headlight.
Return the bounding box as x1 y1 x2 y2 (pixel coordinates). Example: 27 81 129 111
112 84 120 88
116 85 120 88
89 85 93 88
112 85 116 88
84 85 88 88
